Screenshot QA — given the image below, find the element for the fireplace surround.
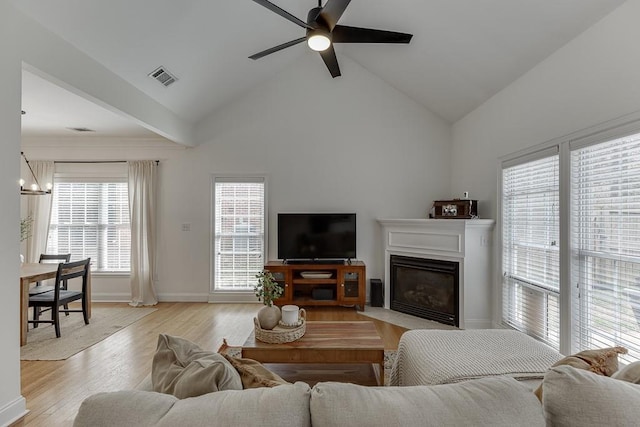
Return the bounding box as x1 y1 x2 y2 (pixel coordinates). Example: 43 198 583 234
378 218 495 329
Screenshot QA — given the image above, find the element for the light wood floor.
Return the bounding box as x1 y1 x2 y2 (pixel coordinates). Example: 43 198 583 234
19 302 407 427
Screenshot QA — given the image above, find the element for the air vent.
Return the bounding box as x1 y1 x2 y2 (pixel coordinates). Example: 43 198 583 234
67 127 96 133
148 66 178 87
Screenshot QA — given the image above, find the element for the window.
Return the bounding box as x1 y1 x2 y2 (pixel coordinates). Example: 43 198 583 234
571 133 640 363
501 128 640 362
212 177 266 292
502 149 560 349
47 179 130 272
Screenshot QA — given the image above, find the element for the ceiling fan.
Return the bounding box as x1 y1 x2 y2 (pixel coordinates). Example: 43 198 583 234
249 0 413 78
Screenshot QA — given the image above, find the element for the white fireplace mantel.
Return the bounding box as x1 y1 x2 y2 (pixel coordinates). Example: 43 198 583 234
377 218 495 329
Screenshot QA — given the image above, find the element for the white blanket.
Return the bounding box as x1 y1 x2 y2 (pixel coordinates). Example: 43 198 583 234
390 329 563 386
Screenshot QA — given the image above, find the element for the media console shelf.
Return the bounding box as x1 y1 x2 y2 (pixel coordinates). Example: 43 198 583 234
265 261 366 311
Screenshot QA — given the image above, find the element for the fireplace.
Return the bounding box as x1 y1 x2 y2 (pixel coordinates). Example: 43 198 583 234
390 255 459 327
378 218 494 329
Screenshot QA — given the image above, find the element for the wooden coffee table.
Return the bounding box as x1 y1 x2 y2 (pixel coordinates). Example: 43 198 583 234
242 321 385 385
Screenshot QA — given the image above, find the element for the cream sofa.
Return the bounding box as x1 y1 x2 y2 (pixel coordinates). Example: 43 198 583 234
73 364 640 427
74 376 543 426
74 331 640 426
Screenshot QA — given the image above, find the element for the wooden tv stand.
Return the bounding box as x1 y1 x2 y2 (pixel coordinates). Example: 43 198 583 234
264 261 366 311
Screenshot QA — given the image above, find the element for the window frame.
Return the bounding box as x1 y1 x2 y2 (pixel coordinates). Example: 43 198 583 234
209 175 268 302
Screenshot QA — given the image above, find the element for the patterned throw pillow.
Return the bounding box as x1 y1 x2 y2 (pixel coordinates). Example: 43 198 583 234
534 346 627 400
221 353 290 389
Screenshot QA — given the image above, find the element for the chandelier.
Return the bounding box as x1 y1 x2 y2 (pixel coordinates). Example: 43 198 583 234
20 151 52 195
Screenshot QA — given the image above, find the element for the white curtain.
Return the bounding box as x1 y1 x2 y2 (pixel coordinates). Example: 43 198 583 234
128 161 158 306
26 161 54 263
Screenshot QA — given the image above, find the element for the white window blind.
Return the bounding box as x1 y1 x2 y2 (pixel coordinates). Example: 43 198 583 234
47 180 130 272
502 153 560 349
213 178 265 291
571 132 640 363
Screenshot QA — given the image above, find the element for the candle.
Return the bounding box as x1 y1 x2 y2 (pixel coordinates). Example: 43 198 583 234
281 305 299 325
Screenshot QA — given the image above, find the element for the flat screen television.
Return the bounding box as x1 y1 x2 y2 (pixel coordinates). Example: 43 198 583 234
277 213 356 261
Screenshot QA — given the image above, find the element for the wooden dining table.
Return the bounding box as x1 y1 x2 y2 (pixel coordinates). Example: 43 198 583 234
19 263 92 346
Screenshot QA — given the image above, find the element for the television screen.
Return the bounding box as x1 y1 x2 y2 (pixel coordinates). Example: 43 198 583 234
277 213 356 261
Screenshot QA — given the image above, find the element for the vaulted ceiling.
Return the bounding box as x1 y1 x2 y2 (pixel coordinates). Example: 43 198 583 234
15 0 626 139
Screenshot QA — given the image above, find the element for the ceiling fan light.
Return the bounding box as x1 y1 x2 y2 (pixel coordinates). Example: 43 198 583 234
307 33 331 51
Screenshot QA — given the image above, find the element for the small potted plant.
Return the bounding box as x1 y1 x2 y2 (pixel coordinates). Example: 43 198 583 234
254 270 284 330
20 215 33 263
21 215 33 242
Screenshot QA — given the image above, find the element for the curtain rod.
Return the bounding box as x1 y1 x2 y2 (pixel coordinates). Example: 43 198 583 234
54 160 159 164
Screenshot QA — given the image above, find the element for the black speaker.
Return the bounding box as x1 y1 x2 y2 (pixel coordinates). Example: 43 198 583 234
370 278 383 307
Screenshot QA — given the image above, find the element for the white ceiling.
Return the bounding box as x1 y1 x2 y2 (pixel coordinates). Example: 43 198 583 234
14 0 626 138
21 70 160 138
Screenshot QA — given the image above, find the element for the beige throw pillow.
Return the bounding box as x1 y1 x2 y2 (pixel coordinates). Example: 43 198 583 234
543 365 640 426
612 361 640 384
152 334 242 398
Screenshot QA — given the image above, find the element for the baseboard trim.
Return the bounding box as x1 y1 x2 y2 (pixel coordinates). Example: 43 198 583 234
463 319 493 329
208 292 261 303
157 293 210 302
0 396 27 427
90 293 131 302
90 293 210 303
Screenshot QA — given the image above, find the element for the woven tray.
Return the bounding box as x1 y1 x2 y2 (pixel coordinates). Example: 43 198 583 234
254 308 306 344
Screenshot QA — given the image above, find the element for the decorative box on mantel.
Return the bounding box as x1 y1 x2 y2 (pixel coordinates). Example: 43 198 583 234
377 218 495 329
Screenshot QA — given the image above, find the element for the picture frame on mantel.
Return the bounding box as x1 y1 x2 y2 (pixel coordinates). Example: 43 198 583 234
431 199 478 219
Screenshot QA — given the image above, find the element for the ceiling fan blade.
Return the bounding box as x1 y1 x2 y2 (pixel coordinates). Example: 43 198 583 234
319 45 341 78
332 25 413 44
252 0 313 29
319 0 351 30
249 37 306 60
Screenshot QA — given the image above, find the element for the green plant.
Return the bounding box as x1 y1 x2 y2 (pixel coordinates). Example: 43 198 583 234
254 270 284 307
20 215 33 242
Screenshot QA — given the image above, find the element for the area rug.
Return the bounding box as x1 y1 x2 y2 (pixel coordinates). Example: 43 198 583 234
358 306 458 331
20 306 157 361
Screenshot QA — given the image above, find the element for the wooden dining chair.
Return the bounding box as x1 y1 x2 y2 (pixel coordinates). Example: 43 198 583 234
29 253 72 295
29 253 72 326
28 258 91 338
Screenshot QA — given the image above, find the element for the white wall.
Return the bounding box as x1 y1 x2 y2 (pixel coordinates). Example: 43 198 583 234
24 53 451 302
176 53 451 296
451 0 640 220
0 1 28 424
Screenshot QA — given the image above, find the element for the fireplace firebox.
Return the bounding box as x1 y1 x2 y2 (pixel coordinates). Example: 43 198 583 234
390 255 459 327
